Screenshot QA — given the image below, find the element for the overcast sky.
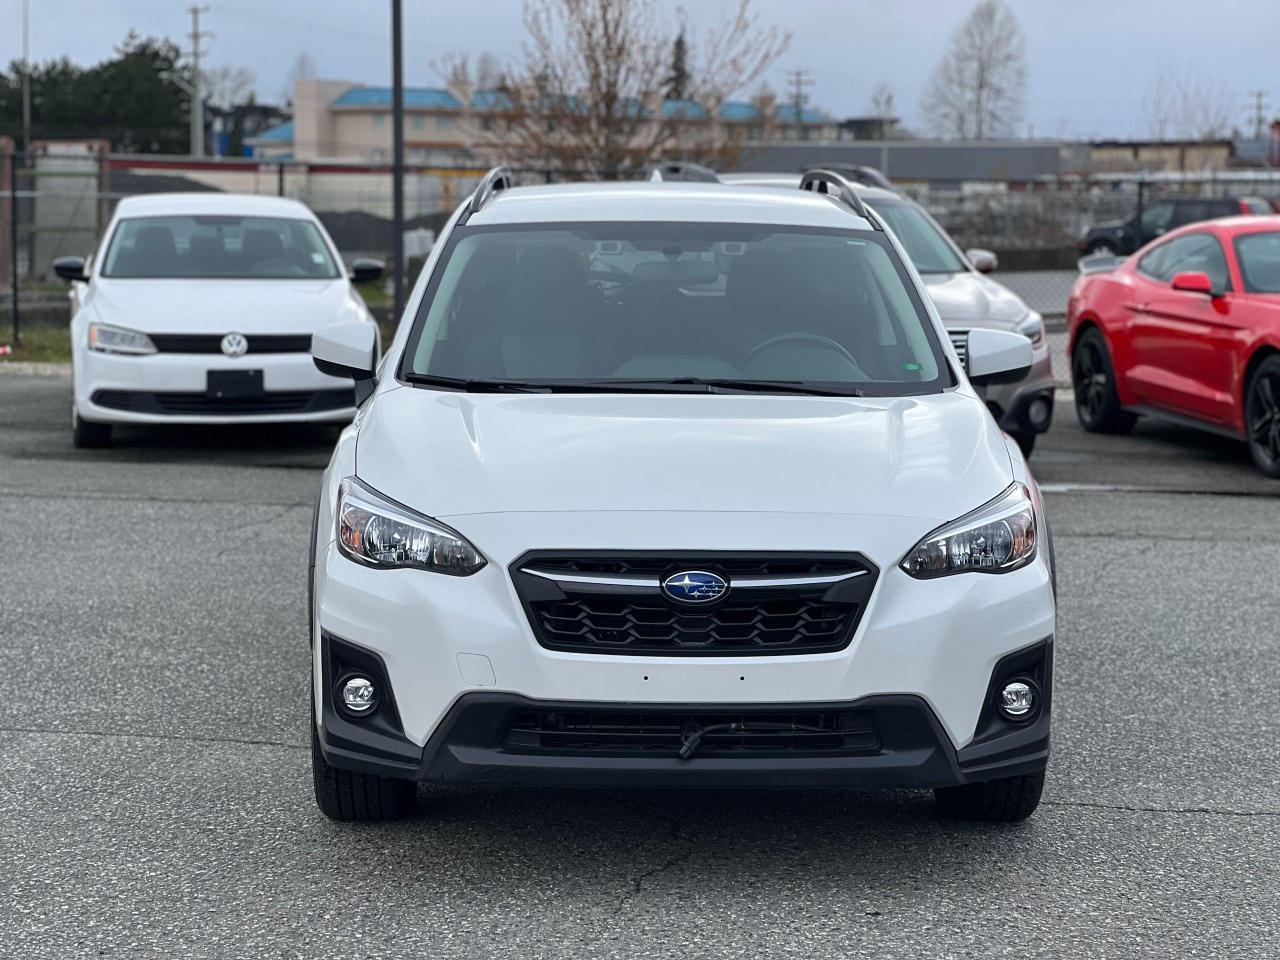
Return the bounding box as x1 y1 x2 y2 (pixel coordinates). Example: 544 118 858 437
6 0 1280 140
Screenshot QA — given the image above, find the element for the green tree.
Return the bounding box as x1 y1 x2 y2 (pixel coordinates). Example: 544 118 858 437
0 32 188 153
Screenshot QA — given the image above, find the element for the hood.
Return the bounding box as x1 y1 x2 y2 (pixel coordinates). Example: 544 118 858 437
920 272 1031 331
86 278 365 334
356 388 1013 523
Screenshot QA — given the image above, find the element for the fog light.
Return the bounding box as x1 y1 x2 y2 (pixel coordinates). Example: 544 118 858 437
1027 397 1051 430
998 680 1037 721
339 676 377 716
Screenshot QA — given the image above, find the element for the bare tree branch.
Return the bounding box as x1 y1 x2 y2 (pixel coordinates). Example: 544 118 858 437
923 0 1026 140
1143 63 1233 141
487 0 789 177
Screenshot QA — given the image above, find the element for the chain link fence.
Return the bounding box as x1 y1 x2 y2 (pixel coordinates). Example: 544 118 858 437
9 149 1280 348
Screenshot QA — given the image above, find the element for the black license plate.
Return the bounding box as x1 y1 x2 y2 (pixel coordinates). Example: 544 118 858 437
206 369 264 399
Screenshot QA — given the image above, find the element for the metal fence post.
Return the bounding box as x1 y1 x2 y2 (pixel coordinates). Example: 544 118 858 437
9 148 17 345
277 161 285 197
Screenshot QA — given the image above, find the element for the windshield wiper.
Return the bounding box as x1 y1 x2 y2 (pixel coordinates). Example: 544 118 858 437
610 377 864 397
402 373 553 393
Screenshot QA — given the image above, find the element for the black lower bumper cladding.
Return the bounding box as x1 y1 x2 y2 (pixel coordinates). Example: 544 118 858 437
317 632 1051 790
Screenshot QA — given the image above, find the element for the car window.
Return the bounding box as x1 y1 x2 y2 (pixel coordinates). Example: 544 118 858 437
1139 203 1175 233
402 222 950 395
1242 198 1272 215
866 200 967 274
1233 231 1280 292
101 215 341 279
1137 232 1231 290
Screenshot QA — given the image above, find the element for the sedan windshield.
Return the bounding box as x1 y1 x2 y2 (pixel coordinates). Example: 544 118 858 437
402 222 950 396
870 200 968 274
101 215 341 279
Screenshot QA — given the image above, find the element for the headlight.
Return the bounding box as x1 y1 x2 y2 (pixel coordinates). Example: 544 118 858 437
336 477 486 576
901 483 1037 579
1015 311 1044 345
88 322 157 355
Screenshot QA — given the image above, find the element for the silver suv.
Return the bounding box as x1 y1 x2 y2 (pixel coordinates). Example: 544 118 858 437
720 170 1055 455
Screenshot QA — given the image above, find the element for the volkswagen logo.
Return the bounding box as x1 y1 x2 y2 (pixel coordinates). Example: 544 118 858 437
220 333 248 357
661 570 728 604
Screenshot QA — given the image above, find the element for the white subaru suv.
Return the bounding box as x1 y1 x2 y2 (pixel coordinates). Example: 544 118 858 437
308 169 1056 823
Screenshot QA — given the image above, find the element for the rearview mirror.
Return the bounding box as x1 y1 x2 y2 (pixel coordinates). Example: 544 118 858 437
966 329 1032 386
313 322 376 382
966 248 998 274
1170 271 1218 296
350 258 385 284
53 256 88 282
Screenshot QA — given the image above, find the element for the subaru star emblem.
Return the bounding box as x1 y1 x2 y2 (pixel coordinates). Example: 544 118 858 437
661 570 728 604
220 333 248 357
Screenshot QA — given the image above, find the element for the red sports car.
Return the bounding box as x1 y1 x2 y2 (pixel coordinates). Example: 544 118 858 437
1068 215 1280 477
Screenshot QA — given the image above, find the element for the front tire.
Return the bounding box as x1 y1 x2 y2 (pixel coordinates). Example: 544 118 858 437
934 770 1045 823
72 409 112 448
1072 327 1136 434
1245 355 1280 479
311 723 416 821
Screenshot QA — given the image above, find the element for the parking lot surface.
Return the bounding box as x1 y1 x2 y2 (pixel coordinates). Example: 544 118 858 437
2 373 1277 959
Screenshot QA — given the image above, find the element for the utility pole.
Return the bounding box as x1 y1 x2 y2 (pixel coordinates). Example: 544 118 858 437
1247 89 1270 141
786 69 813 141
20 0 30 154
391 0 405 323
188 5 212 156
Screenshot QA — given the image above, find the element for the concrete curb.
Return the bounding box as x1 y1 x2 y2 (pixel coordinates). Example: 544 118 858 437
0 361 72 378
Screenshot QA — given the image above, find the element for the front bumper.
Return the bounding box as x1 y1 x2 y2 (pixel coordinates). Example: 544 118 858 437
317 634 1052 788
73 346 356 425
312 509 1057 785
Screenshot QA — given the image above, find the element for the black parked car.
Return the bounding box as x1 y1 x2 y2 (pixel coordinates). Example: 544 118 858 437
1079 195 1272 255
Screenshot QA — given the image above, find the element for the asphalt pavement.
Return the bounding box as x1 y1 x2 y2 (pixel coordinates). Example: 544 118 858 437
1 374 1277 959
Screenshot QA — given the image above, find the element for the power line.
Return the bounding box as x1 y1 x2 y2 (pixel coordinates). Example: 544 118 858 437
1247 89 1269 141
786 68 813 135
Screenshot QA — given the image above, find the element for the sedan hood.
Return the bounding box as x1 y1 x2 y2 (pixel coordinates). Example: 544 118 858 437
356 388 1013 523
87 278 364 334
921 272 1030 330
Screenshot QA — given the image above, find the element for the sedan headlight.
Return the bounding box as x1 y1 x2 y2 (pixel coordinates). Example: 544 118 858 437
1015 311 1044 345
88 322 157 355
336 478 486 575
901 483 1037 579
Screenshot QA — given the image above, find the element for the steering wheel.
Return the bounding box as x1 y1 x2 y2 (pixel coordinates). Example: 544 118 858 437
740 332 862 372
248 258 303 277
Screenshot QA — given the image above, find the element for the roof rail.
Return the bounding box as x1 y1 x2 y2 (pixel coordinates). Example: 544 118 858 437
799 169 879 227
646 161 720 183
823 163 896 193
461 165 513 222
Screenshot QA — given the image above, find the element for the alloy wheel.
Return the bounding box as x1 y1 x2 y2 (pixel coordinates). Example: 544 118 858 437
1073 341 1108 426
1249 369 1280 469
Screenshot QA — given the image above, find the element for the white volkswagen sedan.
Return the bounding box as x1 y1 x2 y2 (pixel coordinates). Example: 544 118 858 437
55 193 383 447
307 169 1056 824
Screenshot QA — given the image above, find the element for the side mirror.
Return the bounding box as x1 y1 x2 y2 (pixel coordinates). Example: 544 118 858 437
1171 271 1218 296
350 258 385 284
966 328 1033 386
313 321 376 382
966 248 998 274
53 256 89 282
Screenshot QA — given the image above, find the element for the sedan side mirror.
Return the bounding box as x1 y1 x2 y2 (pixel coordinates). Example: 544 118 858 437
53 256 89 282
966 248 998 274
966 328 1033 386
1170 271 1219 297
350 258 385 284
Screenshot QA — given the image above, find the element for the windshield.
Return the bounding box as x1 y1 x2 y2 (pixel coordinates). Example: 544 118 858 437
101 215 341 279
401 222 949 395
870 201 967 274
1234 231 1280 293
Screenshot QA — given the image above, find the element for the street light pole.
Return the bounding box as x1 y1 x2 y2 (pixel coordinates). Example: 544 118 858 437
391 0 405 323
21 0 30 153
